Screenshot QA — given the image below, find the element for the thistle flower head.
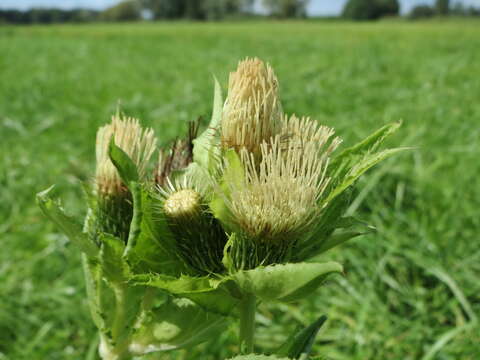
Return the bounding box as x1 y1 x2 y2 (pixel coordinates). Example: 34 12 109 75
227 115 341 243
95 115 157 196
221 57 282 155
155 177 227 275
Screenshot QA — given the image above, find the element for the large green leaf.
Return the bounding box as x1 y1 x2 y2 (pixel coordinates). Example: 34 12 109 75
82 255 115 335
37 186 98 257
97 237 145 345
325 147 408 203
210 149 245 232
192 76 223 173
294 122 407 261
277 315 327 359
108 137 139 185
131 273 239 316
99 233 130 283
296 216 374 261
130 297 226 354
125 188 185 276
231 262 343 303
324 121 408 205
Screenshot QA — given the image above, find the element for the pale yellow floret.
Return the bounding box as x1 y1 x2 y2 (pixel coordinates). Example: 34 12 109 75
221 57 282 154
228 116 341 241
95 115 157 196
164 189 201 219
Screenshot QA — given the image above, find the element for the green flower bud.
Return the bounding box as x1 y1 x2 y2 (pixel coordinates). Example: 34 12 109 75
159 184 227 275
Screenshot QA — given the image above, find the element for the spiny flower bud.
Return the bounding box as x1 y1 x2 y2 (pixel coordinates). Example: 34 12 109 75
157 182 227 275
221 57 282 155
96 115 157 196
94 115 157 241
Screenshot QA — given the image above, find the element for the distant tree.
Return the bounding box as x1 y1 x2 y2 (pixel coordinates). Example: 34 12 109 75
343 0 399 20
202 0 255 20
450 3 480 16
262 0 309 18
143 0 253 20
100 0 142 21
408 5 435 19
142 0 184 19
435 0 450 15
70 9 98 22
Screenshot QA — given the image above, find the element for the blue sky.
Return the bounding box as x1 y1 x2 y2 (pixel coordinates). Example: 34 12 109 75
1 0 479 15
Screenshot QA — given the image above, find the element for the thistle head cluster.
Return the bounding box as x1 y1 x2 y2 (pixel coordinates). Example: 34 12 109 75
221 57 282 156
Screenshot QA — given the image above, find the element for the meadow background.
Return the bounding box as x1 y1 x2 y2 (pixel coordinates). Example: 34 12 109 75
0 20 479 359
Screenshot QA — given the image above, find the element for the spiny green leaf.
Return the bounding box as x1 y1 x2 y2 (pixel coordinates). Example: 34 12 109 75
82 255 115 335
193 75 223 173
131 297 226 354
298 217 375 261
125 188 185 276
325 121 406 205
277 315 327 359
131 273 238 316
210 149 245 232
108 137 139 184
36 186 98 257
232 262 343 303
337 121 402 158
326 147 409 203
99 233 129 283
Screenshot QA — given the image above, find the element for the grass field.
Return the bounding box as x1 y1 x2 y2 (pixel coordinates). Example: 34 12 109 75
1 20 479 359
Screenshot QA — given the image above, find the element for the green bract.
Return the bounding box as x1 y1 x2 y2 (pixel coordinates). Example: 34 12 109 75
37 57 406 359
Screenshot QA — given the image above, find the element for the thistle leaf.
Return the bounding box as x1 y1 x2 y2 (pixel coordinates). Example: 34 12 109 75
297 216 374 261
294 122 407 261
231 262 343 303
99 233 130 283
108 137 139 185
131 273 239 316
276 315 327 359
130 298 226 354
324 121 408 205
325 147 408 204
125 188 185 276
210 149 245 232
192 75 223 173
82 255 115 335
36 186 98 257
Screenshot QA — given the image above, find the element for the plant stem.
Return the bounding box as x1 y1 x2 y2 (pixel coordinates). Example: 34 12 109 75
239 293 256 354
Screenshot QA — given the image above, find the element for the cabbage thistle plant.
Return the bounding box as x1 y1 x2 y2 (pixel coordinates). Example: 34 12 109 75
38 58 405 360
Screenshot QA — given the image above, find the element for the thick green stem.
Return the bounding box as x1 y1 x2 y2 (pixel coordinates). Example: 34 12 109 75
239 293 256 354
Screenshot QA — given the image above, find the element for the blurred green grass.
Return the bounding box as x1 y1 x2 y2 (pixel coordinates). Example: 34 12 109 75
0 20 479 359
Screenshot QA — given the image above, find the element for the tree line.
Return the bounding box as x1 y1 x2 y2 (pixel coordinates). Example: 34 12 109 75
1 0 479 24
343 0 480 20
0 0 309 24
